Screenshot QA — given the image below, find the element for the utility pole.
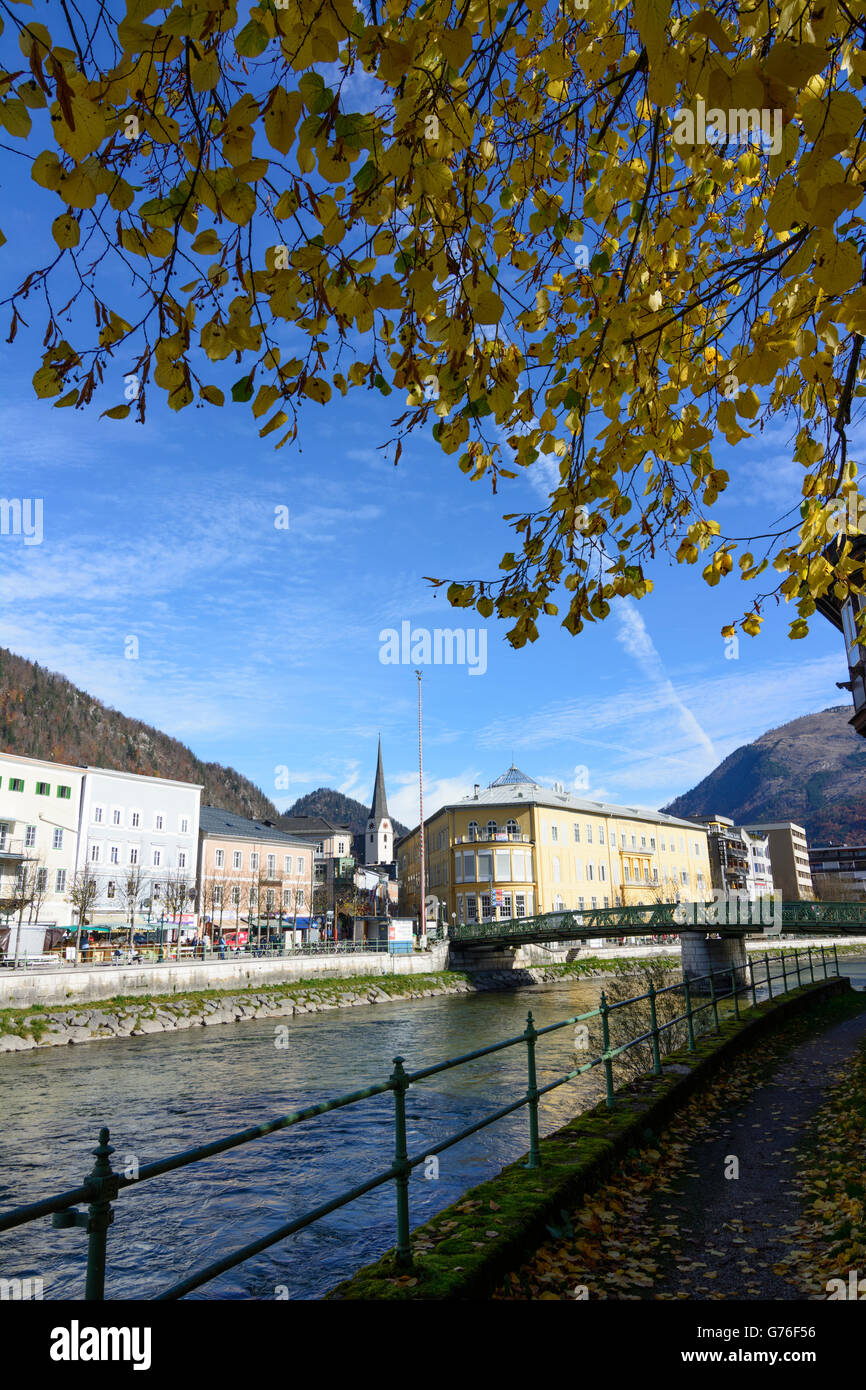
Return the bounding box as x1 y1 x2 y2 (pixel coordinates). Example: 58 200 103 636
415 669 426 939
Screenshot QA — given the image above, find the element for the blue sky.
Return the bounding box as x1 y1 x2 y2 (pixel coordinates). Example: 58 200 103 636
0 54 851 831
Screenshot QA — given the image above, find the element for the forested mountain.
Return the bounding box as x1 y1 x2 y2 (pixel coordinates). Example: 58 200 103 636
0 647 279 820
663 706 866 845
284 787 408 838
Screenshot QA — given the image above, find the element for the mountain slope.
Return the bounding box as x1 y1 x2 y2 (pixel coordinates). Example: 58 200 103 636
0 647 279 820
282 787 408 838
662 706 866 845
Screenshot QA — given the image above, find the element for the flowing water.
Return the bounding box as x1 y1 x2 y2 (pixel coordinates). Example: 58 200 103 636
2 955 864 1300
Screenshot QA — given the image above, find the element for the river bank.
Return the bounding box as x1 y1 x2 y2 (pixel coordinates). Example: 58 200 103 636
2 945 862 1054
0 958 635 1052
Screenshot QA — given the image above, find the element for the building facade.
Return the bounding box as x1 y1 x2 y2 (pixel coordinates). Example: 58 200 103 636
741 821 813 900
0 752 84 927
396 766 712 924
277 814 355 916
75 766 203 926
809 843 866 900
197 808 313 931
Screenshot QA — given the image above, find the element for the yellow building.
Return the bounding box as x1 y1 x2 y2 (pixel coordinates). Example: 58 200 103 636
396 765 711 925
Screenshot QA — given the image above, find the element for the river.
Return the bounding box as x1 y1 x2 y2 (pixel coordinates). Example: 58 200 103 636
2 955 864 1300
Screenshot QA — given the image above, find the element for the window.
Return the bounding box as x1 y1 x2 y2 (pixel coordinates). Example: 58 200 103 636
90 844 101 863
631 834 636 849
466 895 478 921
282 888 292 907
660 837 666 852
680 836 686 854
35 781 49 796
57 785 71 800
486 820 498 839
113 809 122 826
551 823 559 843
153 849 161 867
653 868 659 883
624 864 631 883
599 863 606 881
152 884 161 899
231 886 241 906
35 867 48 892
25 825 36 847
284 855 292 873
681 870 688 885
155 815 164 831
603 895 609 907
587 863 594 881
599 826 605 845
131 811 140 828
495 849 510 879
578 896 585 909
107 880 116 900
295 887 305 908
467 821 479 841
55 868 66 892
233 850 242 870
337 839 346 854
502 892 512 918
129 847 138 865
109 846 119 864
610 831 616 847
641 835 646 848
515 893 526 918
10 778 23 792
178 852 186 869
462 851 475 881
267 854 276 876
455 853 463 883
180 817 189 835
52 828 63 850
93 806 104 824
586 824 593 843
480 893 491 919
644 865 650 883
250 852 260 871
215 849 225 869
650 837 656 850
694 841 700 857
573 824 580 843
591 896 598 908
553 896 564 911
507 819 520 839
213 886 223 907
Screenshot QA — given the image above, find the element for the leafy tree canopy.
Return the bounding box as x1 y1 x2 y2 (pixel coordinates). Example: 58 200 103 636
2 0 866 646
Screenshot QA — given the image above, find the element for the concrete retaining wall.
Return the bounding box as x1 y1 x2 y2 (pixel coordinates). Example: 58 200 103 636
0 942 451 1007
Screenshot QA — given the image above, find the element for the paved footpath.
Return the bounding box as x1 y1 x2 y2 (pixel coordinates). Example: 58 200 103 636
629 1011 866 1300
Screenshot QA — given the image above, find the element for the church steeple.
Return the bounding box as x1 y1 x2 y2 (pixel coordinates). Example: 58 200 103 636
366 737 393 865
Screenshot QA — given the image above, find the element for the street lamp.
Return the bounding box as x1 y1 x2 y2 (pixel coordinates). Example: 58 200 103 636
157 911 165 963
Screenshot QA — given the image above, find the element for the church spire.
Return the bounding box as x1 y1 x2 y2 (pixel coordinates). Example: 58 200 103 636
370 735 389 822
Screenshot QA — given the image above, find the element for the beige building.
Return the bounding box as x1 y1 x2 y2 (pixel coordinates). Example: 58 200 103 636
741 821 813 900
197 808 313 932
397 766 711 925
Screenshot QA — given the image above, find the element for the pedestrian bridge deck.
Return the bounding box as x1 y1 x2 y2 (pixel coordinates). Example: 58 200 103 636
447 900 866 949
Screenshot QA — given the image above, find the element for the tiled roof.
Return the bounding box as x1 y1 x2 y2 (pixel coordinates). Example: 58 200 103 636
200 806 309 844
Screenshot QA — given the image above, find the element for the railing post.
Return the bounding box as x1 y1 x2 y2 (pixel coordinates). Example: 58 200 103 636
749 955 757 1009
600 991 615 1108
683 976 696 1051
834 942 840 977
648 982 662 1074
795 948 802 988
84 1127 118 1301
808 945 814 984
524 1010 542 1167
730 964 740 1019
820 944 826 980
764 952 772 999
709 969 720 1032
781 949 788 993
390 1056 413 1267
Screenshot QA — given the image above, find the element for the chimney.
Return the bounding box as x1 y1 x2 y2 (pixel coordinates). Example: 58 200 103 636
473 784 480 798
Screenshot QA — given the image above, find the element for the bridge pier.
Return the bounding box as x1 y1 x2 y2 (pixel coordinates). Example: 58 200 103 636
447 943 521 974
680 932 748 994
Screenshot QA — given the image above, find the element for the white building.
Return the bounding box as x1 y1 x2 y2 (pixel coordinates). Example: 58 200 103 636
75 767 203 926
0 752 84 939
743 827 775 898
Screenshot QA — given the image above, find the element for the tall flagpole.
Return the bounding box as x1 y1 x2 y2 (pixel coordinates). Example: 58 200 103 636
415 669 425 937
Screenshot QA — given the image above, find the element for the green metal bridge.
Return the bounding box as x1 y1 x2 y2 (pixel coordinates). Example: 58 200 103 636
447 900 866 949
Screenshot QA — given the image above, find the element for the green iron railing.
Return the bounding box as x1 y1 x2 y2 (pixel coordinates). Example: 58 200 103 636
448 899 866 943
0 944 839 1298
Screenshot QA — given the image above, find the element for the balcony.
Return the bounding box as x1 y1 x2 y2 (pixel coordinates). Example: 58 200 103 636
454 832 530 844
0 839 34 858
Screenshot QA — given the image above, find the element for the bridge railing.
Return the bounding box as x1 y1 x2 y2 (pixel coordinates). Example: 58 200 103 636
0 945 839 1298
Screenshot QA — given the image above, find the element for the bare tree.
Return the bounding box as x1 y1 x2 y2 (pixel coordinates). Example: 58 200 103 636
162 868 193 959
117 864 146 949
68 868 100 964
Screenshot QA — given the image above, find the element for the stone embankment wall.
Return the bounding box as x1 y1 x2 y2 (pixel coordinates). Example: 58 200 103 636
0 963 601 1053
